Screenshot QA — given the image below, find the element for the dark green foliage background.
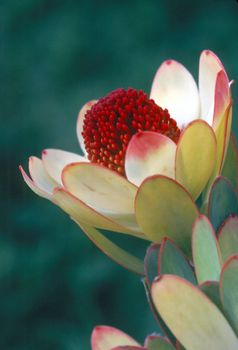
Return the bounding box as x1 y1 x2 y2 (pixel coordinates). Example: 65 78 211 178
1 0 238 349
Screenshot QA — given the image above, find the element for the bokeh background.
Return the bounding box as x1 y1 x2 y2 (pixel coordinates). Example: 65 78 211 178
1 0 238 349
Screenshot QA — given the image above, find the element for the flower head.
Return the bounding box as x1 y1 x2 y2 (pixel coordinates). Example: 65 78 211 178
82 88 180 175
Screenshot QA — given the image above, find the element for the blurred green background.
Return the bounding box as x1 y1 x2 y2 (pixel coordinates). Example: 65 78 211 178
1 0 238 349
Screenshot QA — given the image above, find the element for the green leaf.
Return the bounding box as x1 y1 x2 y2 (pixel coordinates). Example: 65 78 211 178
208 176 238 232
135 176 199 256
78 222 144 276
218 215 238 262
220 256 238 335
221 133 238 190
192 215 222 284
158 238 196 285
144 243 160 287
151 275 238 350
145 335 175 350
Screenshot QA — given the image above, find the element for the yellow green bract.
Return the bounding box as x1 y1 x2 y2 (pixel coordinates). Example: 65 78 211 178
135 176 199 255
175 120 217 199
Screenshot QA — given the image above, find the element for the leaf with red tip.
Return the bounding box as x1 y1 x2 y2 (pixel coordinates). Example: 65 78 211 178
218 216 238 262
91 326 140 350
208 176 238 232
220 256 238 334
222 134 238 190
135 176 199 256
151 275 238 350
192 215 222 284
158 238 196 285
125 132 176 186
175 120 217 199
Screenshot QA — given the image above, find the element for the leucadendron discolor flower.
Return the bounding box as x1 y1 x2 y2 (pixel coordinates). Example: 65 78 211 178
20 50 233 261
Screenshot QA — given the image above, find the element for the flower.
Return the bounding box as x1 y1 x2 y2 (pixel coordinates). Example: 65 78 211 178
20 50 233 251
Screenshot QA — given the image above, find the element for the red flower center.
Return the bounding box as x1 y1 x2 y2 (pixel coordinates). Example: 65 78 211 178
82 88 180 175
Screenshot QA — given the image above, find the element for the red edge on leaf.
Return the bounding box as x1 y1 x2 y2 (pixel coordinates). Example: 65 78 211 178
217 215 238 240
151 274 224 312
91 325 141 350
135 174 199 215
199 280 219 288
176 118 215 144
91 326 116 350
